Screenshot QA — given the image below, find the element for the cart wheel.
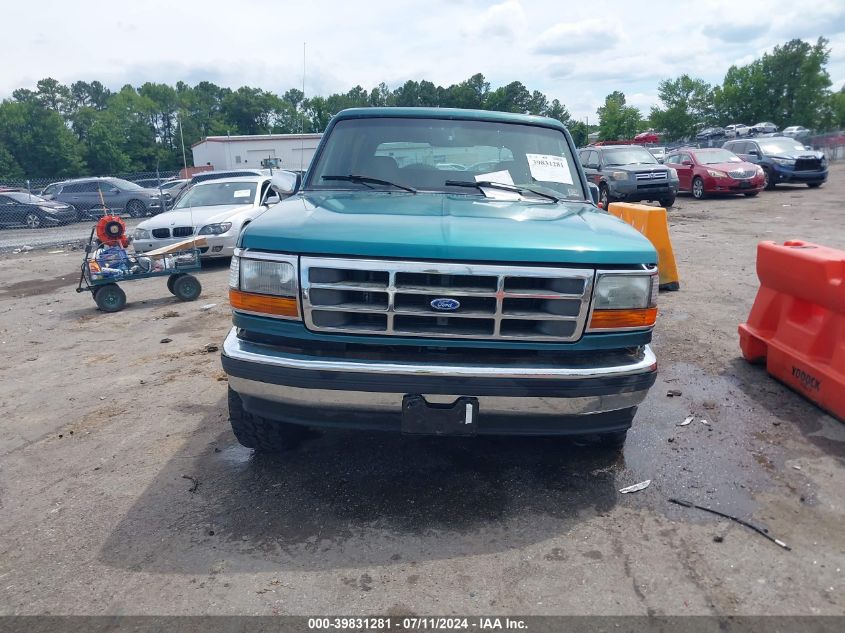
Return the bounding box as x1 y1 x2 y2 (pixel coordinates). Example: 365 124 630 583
167 274 180 295
94 284 127 313
172 274 202 301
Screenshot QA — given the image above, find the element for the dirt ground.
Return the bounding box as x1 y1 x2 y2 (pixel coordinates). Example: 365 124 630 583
1 167 844 617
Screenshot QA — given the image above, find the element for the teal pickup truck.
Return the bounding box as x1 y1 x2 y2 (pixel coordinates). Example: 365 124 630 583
221 108 659 450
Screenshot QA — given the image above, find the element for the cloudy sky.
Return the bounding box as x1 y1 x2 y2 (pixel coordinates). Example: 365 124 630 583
5 0 845 121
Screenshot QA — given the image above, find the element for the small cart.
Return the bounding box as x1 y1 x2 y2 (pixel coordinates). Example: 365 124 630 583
76 225 203 312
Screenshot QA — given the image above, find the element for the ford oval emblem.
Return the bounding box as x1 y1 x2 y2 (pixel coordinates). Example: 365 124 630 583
430 297 460 312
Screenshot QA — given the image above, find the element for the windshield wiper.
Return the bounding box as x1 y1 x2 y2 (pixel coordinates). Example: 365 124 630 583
322 174 417 193
445 180 560 203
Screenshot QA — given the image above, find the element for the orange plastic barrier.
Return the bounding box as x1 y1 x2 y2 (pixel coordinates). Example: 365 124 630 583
739 240 845 422
607 202 679 291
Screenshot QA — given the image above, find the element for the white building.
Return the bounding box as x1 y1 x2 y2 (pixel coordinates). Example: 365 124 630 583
191 133 322 172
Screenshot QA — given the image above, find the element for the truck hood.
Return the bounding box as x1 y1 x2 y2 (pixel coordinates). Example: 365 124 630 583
240 192 657 265
137 204 254 229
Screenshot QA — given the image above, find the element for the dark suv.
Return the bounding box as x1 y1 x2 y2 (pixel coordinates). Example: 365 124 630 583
722 137 827 189
41 177 164 219
579 145 679 208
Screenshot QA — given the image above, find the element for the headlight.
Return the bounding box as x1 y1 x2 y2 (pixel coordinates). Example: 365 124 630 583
667 168 678 180
39 206 58 214
229 253 299 319
588 270 658 331
198 222 232 235
771 157 795 166
134 228 151 240
707 169 727 178
756 166 765 176
610 171 629 180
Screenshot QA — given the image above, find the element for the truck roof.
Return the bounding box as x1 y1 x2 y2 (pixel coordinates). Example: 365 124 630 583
333 107 567 130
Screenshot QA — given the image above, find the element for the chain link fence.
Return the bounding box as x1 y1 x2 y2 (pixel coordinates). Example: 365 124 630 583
0 171 181 252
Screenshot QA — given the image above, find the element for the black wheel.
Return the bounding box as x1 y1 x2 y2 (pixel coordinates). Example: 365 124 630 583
763 168 775 190
228 387 309 451
598 184 610 209
172 274 202 301
94 284 126 312
24 212 42 229
126 199 146 218
597 430 628 450
807 182 822 188
166 274 179 294
744 191 759 197
658 195 676 208
691 177 706 200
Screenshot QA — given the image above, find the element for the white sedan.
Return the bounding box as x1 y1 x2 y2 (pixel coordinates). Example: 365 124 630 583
132 176 281 258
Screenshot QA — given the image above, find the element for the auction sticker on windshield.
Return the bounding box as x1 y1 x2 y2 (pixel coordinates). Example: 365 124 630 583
526 154 573 184
233 189 251 198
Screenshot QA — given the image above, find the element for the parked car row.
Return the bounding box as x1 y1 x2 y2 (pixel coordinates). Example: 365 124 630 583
579 135 827 205
38 177 166 220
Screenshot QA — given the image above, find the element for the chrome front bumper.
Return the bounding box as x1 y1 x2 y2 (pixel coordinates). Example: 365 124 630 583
221 328 657 433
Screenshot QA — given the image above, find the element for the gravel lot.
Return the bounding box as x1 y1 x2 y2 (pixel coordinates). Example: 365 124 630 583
1 167 844 616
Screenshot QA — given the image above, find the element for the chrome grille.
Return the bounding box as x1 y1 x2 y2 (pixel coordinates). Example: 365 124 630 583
151 228 170 238
728 168 756 179
635 170 668 181
172 226 194 238
301 257 594 341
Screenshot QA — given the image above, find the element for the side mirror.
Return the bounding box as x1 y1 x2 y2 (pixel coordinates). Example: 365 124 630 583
805 145 812 151
748 150 760 157
681 160 693 166
587 182 600 206
270 170 299 197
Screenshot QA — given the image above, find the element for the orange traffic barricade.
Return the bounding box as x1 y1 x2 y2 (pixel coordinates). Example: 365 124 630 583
607 202 680 291
739 240 845 422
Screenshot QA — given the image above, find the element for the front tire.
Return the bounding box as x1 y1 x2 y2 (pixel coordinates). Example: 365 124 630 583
658 195 676 208
228 387 308 451
691 177 706 200
24 212 42 229
126 199 146 218
763 168 775 190
744 191 759 197
807 182 822 188
598 184 610 209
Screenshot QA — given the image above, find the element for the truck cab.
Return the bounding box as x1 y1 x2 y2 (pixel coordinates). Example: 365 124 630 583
222 108 659 450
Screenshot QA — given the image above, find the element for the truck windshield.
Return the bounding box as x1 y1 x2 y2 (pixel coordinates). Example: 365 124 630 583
307 117 586 200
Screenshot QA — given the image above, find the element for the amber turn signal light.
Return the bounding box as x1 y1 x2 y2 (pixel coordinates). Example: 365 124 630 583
589 307 658 330
229 289 299 318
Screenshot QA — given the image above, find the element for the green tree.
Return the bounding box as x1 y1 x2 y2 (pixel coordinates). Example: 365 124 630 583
650 75 714 141
0 100 84 177
597 91 642 140
714 37 831 128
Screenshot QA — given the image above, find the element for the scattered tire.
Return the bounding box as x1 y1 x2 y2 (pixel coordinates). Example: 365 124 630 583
228 387 309 451
94 284 127 313
172 274 202 301
126 199 146 218
691 177 706 200
24 212 42 229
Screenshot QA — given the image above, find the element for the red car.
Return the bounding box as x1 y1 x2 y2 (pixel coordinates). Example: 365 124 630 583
664 148 765 199
634 131 660 143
